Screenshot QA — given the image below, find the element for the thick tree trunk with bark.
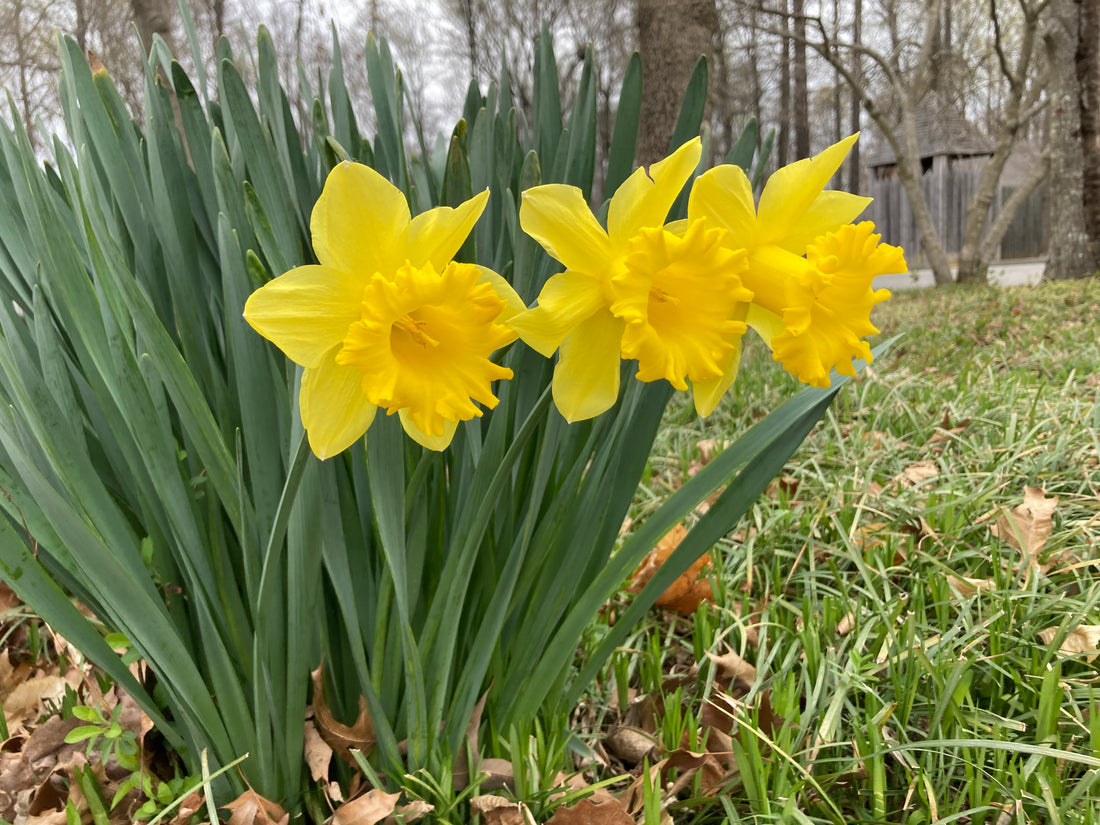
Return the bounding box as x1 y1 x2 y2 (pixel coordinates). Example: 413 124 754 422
131 0 175 54
1078 0 1100 265
777 0 791 166
636 0 719 165
1042 0 1098 280
848 0 861 194
792 0 809 158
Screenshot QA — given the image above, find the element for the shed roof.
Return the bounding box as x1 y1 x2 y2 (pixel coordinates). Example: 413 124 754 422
867 91 993 167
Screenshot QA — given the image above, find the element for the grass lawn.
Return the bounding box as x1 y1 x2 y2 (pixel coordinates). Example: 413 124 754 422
579 278 1100 823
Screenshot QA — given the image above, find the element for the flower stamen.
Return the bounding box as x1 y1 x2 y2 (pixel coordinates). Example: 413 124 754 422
393 314 440 348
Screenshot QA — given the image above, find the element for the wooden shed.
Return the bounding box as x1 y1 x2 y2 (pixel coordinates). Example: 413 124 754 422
865 93 1049 262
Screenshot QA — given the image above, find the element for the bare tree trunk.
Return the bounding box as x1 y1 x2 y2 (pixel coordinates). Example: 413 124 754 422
131 0 175 54
792 0 809 158
1042 0 1097 279
459 0 479 80
848 0 861 194
979 152 1049 263
75 0 88 51
956 0 1046 283
750 3 763 141
636 0 719 165
777 0 791 166
831 0 842 150
1078 0 1100 265
211 0 225 39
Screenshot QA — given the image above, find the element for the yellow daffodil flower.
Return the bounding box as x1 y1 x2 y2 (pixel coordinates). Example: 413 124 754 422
243 161 523 458
512 137 753 421
690 134 906 387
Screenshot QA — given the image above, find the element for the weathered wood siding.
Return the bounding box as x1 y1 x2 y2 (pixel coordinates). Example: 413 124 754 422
868 155 1049 261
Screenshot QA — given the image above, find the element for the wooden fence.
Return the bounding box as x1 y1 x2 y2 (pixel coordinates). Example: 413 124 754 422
868 156 1049 263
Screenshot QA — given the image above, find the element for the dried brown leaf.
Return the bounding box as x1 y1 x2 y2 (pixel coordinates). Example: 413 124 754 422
1038 624 1100 662
470 795 514 813
547 772 616 807
477 757 515 791
946 575 995 596
706 646 756 695
171 790 206 825
696 438 732 465
546 797 634 825
618 760 664 816
332 788 400 825
390 800 434 823
898 460 939 487
221 788 288 825
0 581 18 614
310 663 375 765
453 690 488 790
470 796 533 825
664 748 728 796
992 487 1058 572
303 719 332 783
604 726 656 765
700 693 737 735
3 675 67 736
629 524 714 614
835 611 856 635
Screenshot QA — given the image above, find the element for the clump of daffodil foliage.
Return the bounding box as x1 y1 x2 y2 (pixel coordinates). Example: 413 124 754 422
0 10 902 820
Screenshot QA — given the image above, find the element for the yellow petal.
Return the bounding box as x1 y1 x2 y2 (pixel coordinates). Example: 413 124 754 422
608 138 701 244
688 165 758 248
509 271 605 357
399 411 459 451
551 309 624 422
692 336 742 418
311 161 410 276
402 189 490 270
756 134 858 245
475 266 526 328
775 191 872 254
243 265 364 368
520 185 612 274
300 350 378 460
745 303 785 347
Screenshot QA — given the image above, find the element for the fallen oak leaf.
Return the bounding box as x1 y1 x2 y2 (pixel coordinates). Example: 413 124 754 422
992 487 1058 575
170 790 205 825
470 795 534 825
332 788 400 825
604 726 657 766
1037 624 1100 662
628 524 713 614
896 460 939 488
303 718 332 783
221 788 288 825
3 674 68 738
706 646 756 695
544 797 634 825
946 575 996 596
663 747 727 796
389 800 434 824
